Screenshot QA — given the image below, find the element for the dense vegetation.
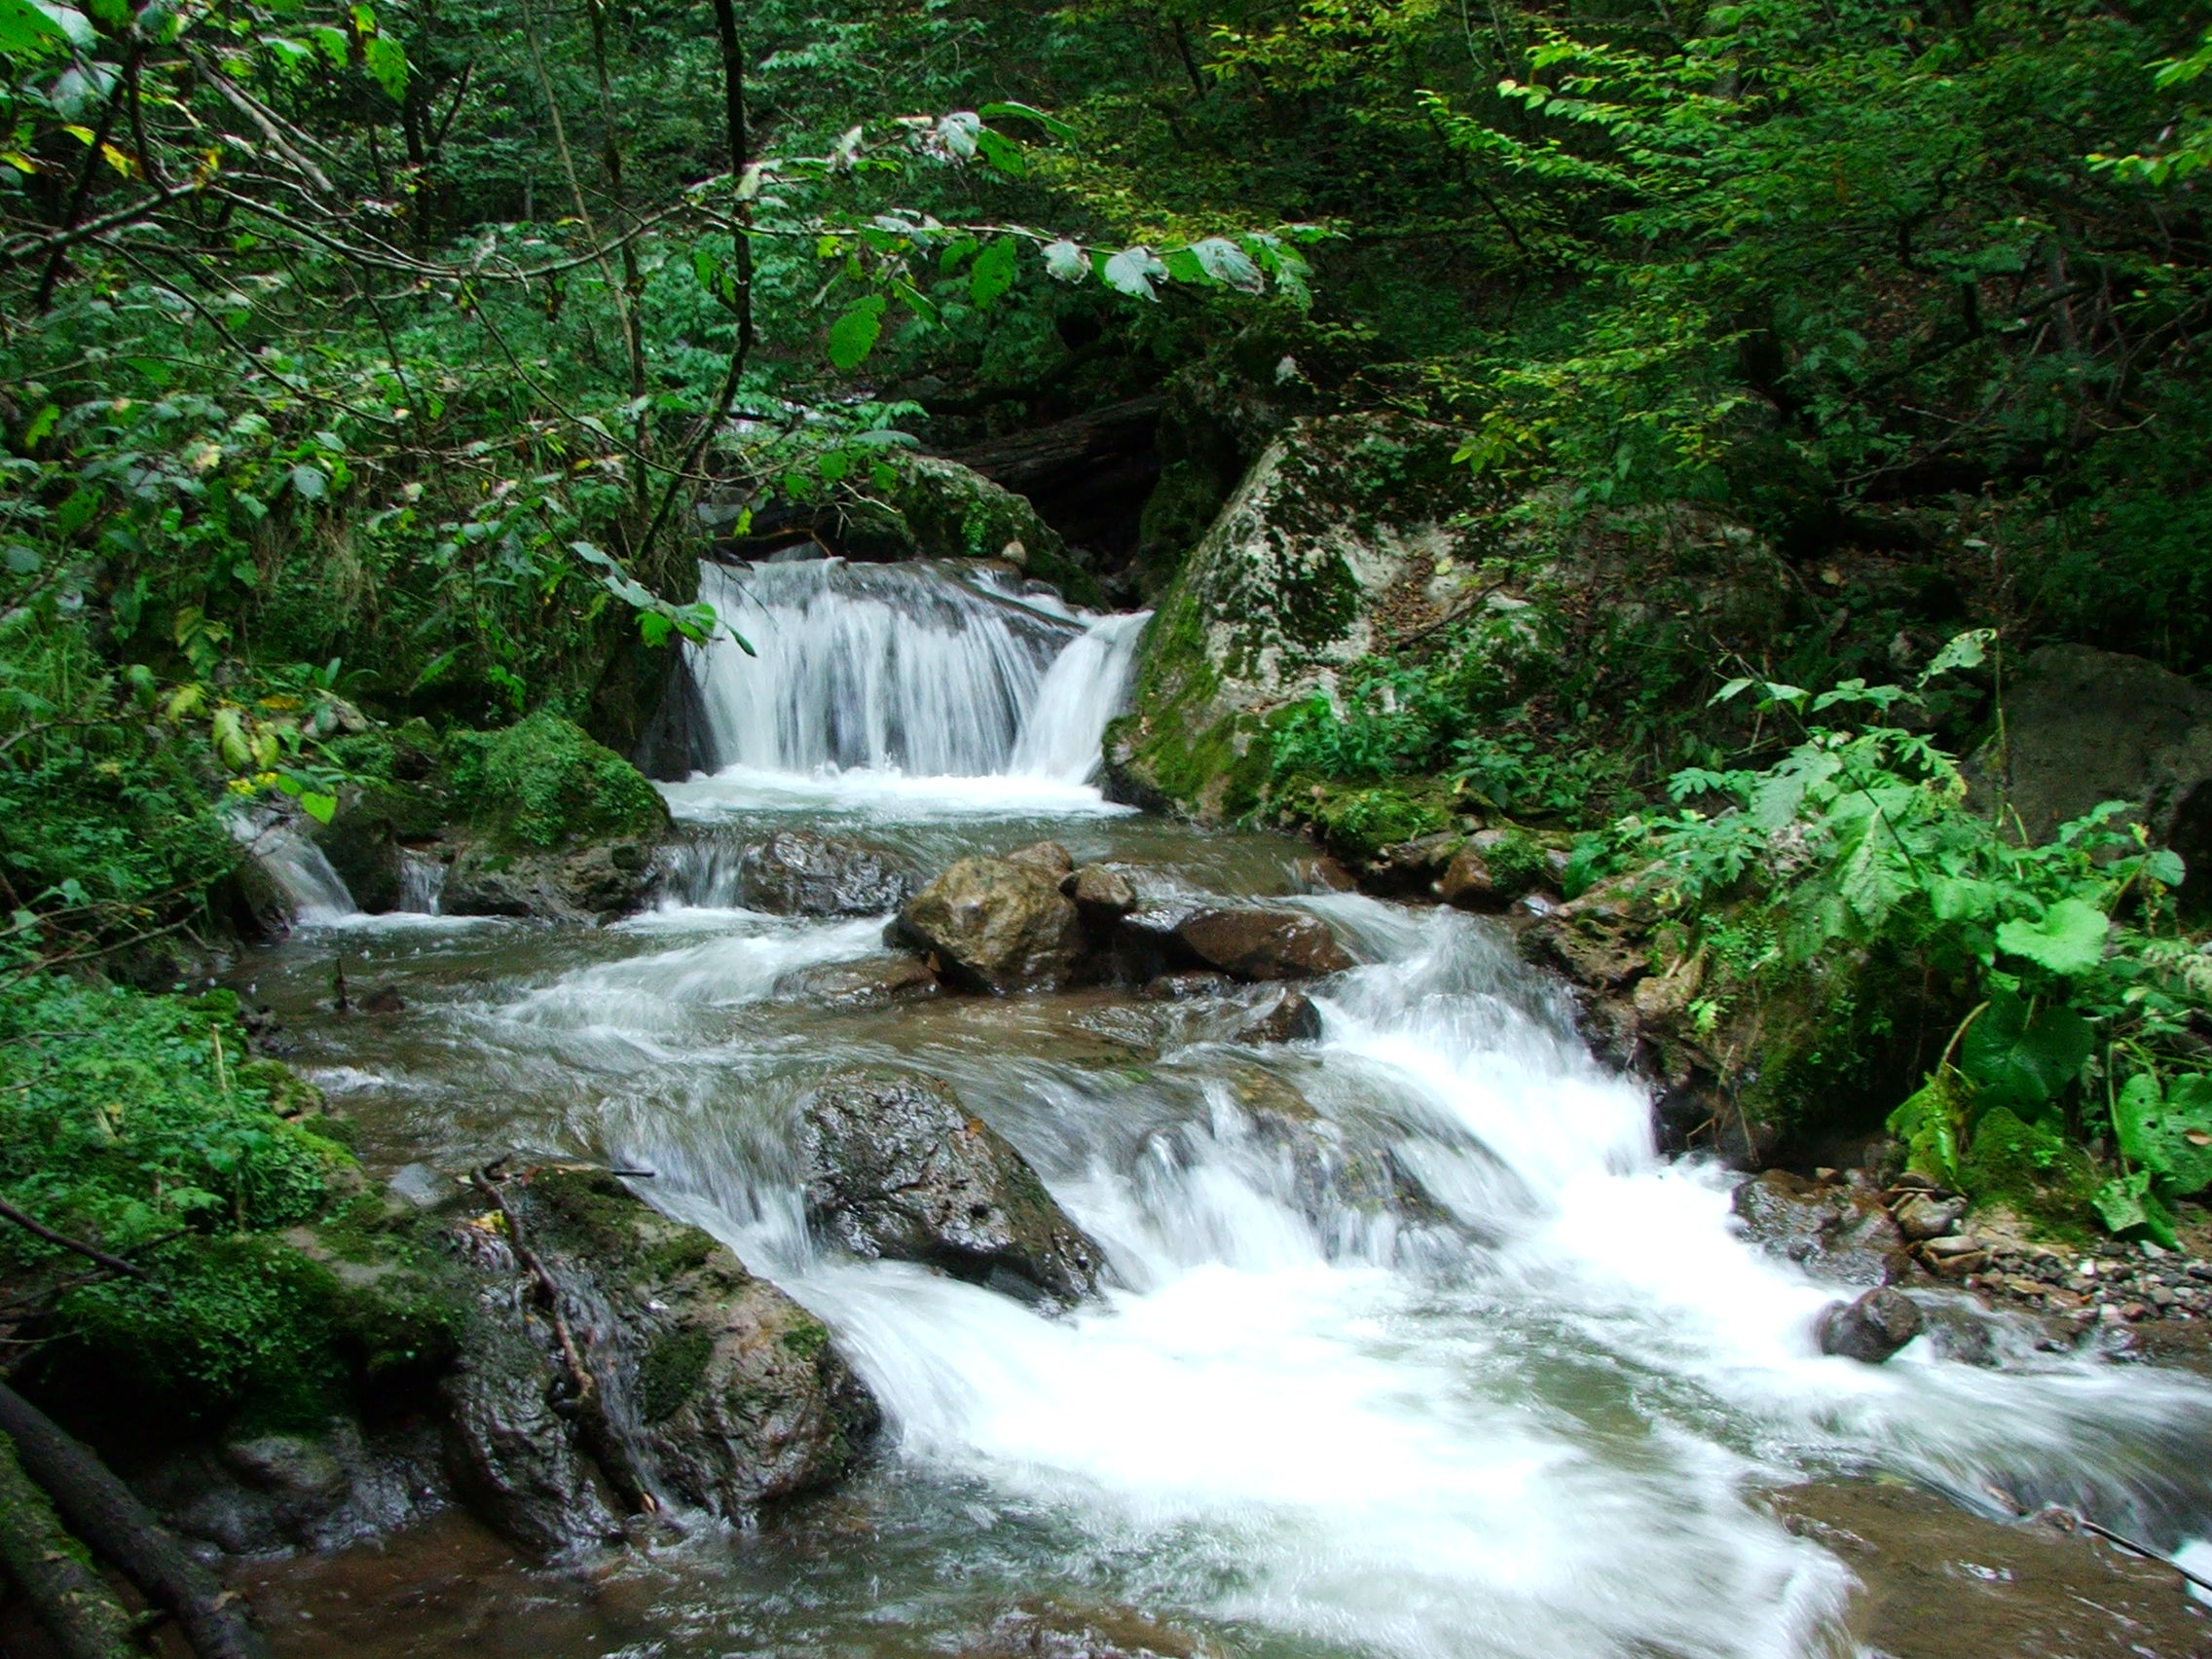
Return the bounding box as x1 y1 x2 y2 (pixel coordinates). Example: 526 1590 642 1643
2 0 2211 1437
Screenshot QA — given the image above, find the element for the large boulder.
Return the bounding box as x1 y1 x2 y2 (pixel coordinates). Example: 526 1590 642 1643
1731 1171 1911 1287
798 1069 1105 1307
1177 908 1356 981
441 1168 877 1552
735 830 919 916
1965 643 2212 855
891 856 1086 994
442 838 660 923
1107 415 1485 820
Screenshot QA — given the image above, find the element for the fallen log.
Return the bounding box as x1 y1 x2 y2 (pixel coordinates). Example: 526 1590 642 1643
0 1382 268 1659
0 1430 136 1659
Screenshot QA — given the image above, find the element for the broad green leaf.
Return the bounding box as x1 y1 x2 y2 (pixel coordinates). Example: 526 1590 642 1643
639 611 674 647
1189 236 1265 292
1102 245 1167 301
289 463 328 500
300 791 338 825
1995 897 2108 977
977 99 1079 141
827 295 886 371
2113 1072 2212 1195
969 236 1018 309
362 32 408 101
2093 1169 2177 1247
974 128 1026 176
1042 240 1088 282
0 0 72 55
1959 992 2092 1116
1887 1065 1968 1187
1921 628 1994 682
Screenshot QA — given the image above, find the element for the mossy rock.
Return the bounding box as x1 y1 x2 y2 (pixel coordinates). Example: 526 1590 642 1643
447 712 670 851
1961 1107 2099 1239
1304 783 1454 861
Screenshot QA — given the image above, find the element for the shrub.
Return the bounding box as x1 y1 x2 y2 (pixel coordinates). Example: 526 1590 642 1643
448 712 668 849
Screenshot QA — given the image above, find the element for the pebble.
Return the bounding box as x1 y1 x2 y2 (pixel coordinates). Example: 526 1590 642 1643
1968 1238 2212 1329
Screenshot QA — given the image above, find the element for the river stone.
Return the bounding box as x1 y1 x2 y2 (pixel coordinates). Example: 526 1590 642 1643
1061 863 1137 920
735 830 919 916
1893 1191 1968 1240
892 856 1085 993
1175 908 1356 981
443 839 660 922
1730 1171 1911 1287
142 1417 447 1556
1355 831 1460 897
1816 1287 1924 1364
1139 972 1232 1002
1005 840 1076 878
1235 990 1323 1044
798 1069 1104 1307
442 1169 877 1550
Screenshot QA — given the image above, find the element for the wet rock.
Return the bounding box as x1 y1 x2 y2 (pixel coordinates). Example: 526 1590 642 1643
1005 840 1076 879
798 1069 1104 1307
443 838 660 923
1138 972 1232 1002
1893 1191 1968 1240
791 954 941 1006
1816 1287 1924 1363
1235 990 1323 1044
1355 831 1459 897
356 984 406 1015
1731 1170 1911 1286
734 830 919 917
141 1418 447 1556
1175 908 1356 981
891 857 1085 994
1920 1234 1988 1276
1436 840 1502 910
967 1606 1201 1659
442 1170 878 1552
1060 864 1137 921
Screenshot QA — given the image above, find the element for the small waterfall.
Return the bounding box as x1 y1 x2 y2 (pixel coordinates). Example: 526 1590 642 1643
690 559 1081 777
229 808 358 927
397 848 447 915
1008 609 1151 783
683 558 1148 789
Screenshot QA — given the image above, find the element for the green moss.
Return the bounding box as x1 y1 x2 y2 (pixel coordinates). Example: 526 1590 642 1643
641 1228 719 1280
639 1324 717 1422
777 1314 830 1359
1483 830 1549 897
522 1166 641 1256
447 712 668 850
1308 786 1451 859
1961 1107 2099 1239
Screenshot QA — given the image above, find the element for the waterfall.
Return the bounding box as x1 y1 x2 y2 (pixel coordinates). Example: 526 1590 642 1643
682 558 1149 793
397 847 447 915
229 808 358 927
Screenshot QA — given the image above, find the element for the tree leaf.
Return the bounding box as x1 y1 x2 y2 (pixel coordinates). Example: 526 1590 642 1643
969 236 1018 309
974 128 1026 176
289 463 328 500
1102 245 1167 301
1959 991 2092 1116
1188 236 1265 292
2093 1169 2173 1245
827 295 886 371
1042 240 1088 282
1887 1065 1969 1187
1994 897 2109 977
300 791 338 825
2113 1072 2212 1196
978 99 1079 141
362 32 408 102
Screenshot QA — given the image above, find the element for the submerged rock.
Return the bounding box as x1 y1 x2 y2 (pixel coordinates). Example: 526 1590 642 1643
1816 1286 1924 1363
798 1069 1105 1307
1731 1171 1911 1287
891 856 1086 993
141 1418 447 1557
735 830 919 916
442 1169 877 1553
1176 908 1356 981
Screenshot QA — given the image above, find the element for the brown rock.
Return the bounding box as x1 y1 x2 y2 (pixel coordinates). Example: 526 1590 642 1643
1176 908 1356 981
1816 1287 1924 1363
1437 844 1501 910
1060 863 1137 919
1235 991 1323 1044
1893 1192 1967 1240
1138 973 1232 1002
1005 840 1075 878
891 857 1085 994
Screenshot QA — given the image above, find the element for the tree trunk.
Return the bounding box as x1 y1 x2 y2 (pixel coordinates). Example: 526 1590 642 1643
0 1383 269 1659
0 1432 137 1659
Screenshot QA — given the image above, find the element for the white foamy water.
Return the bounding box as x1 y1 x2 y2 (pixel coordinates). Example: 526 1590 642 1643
583 897 2212 1659
677 558 1149 815
229 807 360 927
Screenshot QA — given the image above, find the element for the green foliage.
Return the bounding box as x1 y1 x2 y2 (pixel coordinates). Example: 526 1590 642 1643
1306 785 1450 860
448 712 667 850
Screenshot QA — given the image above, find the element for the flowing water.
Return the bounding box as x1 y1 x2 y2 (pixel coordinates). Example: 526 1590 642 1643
231 558 2212 1658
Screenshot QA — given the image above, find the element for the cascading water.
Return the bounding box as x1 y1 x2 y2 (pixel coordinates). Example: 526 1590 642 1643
675 558 1150 814
229 807 359 927
238 564 2212 1659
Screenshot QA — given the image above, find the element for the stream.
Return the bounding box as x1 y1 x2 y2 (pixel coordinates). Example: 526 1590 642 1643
228 557 2212 1659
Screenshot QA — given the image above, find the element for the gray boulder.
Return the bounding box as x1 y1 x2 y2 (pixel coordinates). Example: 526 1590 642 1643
891 856 1085 993
442 1168 877 1552
798 1069 1105 1307
1816 1287 1924 1364
1967 644 2212 849
442 838 659 922
736 830 918 916
1731 1171 1912 1287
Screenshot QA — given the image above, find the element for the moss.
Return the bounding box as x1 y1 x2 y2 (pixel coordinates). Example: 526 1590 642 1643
641 1228 719 1281
639 1325 717 1422
329 1267 466 1389
1483 830 1549 897
777 1314 830 1359
1961 1107 2099 1239
521 1166 641 1257
447 712 669 850
1307 785 1451 859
